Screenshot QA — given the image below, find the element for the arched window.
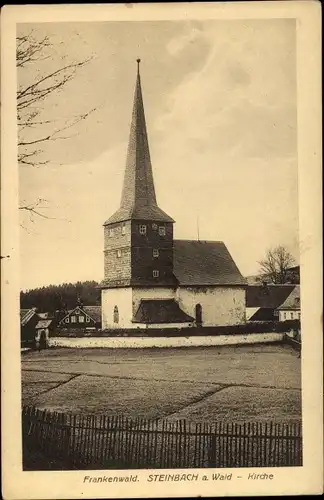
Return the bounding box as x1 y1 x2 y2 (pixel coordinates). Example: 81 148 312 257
113 306 119 324
195 304 202 325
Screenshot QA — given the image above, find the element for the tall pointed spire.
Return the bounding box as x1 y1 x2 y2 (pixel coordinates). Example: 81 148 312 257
105 60 174 225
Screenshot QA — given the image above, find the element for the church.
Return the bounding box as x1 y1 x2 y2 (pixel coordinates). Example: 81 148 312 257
101 61 247 329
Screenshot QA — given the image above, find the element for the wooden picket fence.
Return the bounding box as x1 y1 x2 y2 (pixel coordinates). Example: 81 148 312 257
22 406 302 470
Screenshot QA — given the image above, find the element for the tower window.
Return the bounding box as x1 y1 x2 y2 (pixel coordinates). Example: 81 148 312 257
71 316 76 323
153 248 159 258
117 249 122 258
159 226 166 236
139 225 147 235
121 224 126 235
79 316 84 323
153 270 159 278
108 228 114 237
86 316 90 323
65 317 69 324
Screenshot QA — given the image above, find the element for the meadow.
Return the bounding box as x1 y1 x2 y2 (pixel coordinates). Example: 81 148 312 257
21 343 301 423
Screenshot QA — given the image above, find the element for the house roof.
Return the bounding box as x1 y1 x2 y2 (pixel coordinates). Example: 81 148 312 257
133 299 194 324
20 307 37 326
287 265 300 272
35 319 53 329
278 285 300 310
104 61 173 226
83 306 102 323
246 285 295 309
20 309 30 322
173 240 247 286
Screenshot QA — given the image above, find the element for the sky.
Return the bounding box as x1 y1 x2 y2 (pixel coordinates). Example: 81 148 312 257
18 19 298 291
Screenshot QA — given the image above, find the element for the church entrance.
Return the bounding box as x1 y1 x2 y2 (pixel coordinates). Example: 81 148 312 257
195 303 202 326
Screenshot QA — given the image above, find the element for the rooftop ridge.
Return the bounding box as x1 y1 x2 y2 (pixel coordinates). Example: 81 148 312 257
174 239 225 244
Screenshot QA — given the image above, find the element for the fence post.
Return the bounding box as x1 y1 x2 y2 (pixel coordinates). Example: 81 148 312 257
208 434 217 467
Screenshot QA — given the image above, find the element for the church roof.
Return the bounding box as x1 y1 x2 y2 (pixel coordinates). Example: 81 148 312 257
133 299 194 324
246 284 295 309
105 60 174 225
173 240 247 286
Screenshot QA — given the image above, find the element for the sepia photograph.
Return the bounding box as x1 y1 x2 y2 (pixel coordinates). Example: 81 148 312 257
1 2 322 499
18 16 302 471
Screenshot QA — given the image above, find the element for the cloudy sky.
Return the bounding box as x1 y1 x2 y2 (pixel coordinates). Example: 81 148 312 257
18 19 298 291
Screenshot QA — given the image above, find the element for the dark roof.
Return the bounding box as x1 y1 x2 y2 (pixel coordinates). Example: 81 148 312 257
133 299 194 324
173 240 247 286
83 306 102 323
20 307 37 326
248 309 277 322
278 285 300 310
20 309 30 321
104 64 173 225
246 285 295 308
105 206 174 225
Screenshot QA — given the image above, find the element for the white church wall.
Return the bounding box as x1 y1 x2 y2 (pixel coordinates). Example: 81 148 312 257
177 286 246 326
101 288 133 328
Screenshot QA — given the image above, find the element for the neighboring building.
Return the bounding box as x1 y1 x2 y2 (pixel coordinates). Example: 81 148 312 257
277 285 301 322
21 308 56 347
35 319 55 349
59 305 102 329
246 265 300 286
21 307 39 346
246 284 295 321
286 266 300 284
101 61 247 329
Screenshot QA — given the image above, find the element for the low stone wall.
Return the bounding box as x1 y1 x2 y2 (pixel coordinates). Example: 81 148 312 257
53 320 299 338
49 332 284 349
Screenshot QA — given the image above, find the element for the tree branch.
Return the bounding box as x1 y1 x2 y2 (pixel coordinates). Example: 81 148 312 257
17 30 96 221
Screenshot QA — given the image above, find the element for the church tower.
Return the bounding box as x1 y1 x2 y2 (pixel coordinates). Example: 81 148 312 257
101 60 177 328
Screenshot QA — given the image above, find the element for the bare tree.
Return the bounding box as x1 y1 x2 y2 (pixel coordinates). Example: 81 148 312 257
17 30 95 220
258 245 296 284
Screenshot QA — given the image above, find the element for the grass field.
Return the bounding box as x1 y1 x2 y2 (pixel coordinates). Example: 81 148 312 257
21 343 301 423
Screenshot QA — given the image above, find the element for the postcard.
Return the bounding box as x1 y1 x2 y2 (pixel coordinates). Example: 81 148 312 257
1 2 322 498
